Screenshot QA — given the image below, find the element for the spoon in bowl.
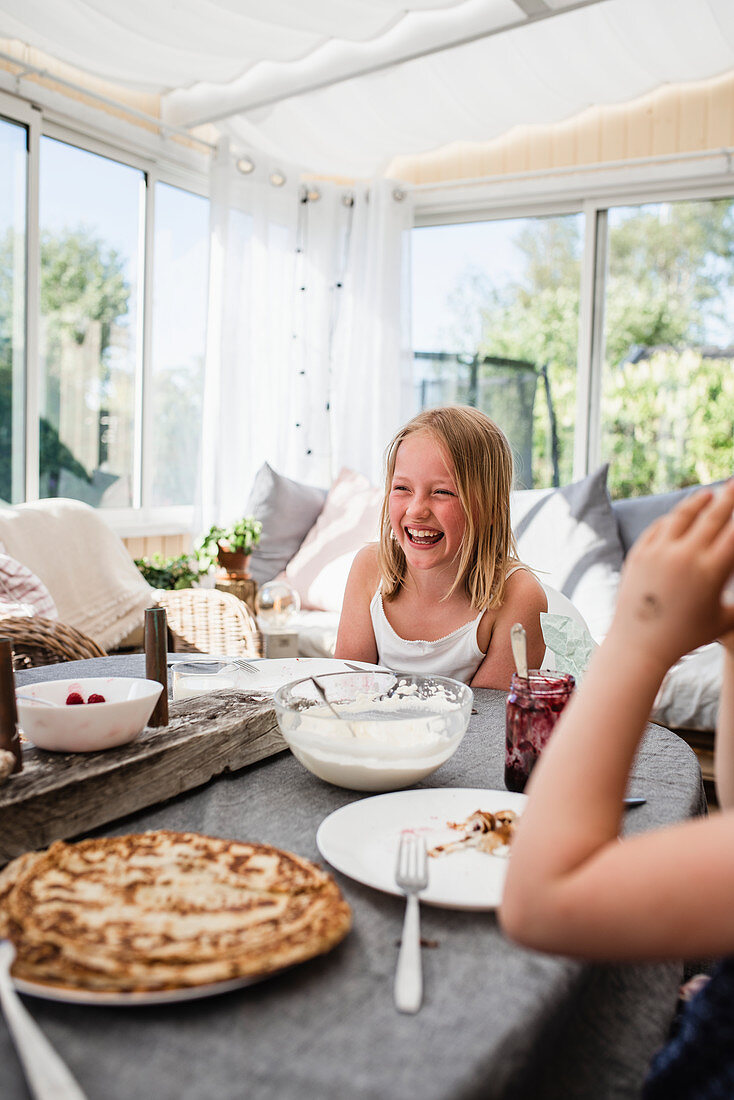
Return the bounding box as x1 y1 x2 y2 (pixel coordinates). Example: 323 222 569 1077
308 678 357 738
510 623 528 680
15 694 59 707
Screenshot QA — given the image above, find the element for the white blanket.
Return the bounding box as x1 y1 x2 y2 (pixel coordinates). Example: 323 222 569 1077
0 498 154 650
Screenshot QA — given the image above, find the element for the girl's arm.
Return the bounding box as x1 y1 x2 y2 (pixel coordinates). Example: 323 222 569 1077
714 637 734 809
470 570 546 690
334 545 380 665
499 481 734 961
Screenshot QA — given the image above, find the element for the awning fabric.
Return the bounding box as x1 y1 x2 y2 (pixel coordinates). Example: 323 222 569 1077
1 0 733 177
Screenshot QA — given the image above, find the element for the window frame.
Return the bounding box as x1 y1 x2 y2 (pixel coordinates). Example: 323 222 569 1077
413 160 734 484
1 88 211 536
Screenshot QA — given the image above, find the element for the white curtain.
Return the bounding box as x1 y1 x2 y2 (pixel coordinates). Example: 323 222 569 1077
199 142 413 531
330 179 414 484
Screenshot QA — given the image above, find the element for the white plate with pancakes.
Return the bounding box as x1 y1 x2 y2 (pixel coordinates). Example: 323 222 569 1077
317 787 527 911
12 972 268 1006
2 831 352 1005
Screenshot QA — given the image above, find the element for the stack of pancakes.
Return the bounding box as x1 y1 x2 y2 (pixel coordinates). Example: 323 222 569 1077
0 831 351 992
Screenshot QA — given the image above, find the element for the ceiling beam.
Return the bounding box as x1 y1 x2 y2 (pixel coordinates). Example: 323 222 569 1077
164 0 610 130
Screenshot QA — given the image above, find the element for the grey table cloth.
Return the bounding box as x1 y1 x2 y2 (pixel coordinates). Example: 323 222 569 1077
2 655 707 1100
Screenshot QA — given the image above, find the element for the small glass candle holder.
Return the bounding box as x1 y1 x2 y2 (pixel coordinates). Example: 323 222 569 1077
255 581 301 632
504 670 575 793
171 660 239 702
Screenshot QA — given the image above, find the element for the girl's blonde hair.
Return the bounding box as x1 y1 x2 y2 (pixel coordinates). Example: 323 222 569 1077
378 405 518 609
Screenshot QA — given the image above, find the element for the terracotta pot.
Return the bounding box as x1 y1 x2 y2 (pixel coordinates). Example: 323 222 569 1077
216 546 252 579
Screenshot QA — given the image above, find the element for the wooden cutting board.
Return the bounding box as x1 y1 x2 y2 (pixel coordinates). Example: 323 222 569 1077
0 690 285 865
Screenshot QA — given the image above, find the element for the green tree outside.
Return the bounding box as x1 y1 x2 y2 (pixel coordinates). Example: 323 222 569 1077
431 199 734 496
0 225 131 501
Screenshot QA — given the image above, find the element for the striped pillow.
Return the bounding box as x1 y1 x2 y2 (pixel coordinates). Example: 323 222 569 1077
0 551 58 619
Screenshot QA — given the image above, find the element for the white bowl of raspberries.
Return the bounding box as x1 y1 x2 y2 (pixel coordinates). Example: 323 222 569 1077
15 677 163 753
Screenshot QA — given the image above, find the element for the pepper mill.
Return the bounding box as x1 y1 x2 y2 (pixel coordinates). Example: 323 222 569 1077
0 638 22 773
145 607 169 727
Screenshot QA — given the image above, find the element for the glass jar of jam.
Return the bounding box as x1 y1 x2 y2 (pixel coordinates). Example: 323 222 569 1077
504 671 575 793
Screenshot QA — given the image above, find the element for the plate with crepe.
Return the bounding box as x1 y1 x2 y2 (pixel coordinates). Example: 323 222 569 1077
1 830 351 1005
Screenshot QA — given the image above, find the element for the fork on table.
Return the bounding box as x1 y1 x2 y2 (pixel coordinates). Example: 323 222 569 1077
233 659 260 674
394 834 429 1014
0 940 87 1099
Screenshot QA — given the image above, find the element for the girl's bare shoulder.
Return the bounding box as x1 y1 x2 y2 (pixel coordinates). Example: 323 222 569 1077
504 564 547 607
348 543 381 592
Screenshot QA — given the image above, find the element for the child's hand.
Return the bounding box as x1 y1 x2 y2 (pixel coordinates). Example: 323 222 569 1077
607 480 734 675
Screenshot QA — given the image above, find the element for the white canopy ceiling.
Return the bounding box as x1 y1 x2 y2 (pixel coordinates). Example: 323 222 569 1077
2 0 734 177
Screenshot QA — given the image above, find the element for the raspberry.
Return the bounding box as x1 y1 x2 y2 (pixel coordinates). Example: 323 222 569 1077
87 693 106 704
66 692 84 705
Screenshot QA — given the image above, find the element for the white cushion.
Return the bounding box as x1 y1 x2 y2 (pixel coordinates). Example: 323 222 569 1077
511 465 625 642
282 468 381 613
652 643 722 733
292 610 340 658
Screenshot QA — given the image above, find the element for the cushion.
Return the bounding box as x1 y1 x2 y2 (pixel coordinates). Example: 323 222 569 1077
0 498 153 650
0 551 58 619
244 463 328 586
612 481 725 555
291 610 341 658
651 643 722 733
282 468 382 612
511 465 625 642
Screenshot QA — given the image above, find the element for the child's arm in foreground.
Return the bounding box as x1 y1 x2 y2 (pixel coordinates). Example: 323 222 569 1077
334 545 379 665
714 630 734 809
499 482 734 961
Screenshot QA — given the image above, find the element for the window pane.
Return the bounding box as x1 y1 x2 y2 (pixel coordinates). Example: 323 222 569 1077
150 182 209 507
0 117 27 504
39 137 141 507
601 197 734 498
412 215 582 488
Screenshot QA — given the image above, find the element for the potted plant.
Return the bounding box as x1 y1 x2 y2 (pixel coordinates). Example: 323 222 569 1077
134 553 206 591
196 517 262 578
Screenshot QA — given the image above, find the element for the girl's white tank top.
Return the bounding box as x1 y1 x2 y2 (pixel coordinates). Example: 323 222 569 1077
369 588 484 684
368 566 581 683
369 566 526 684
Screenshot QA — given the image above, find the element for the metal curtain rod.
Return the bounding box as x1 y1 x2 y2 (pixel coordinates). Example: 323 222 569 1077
0 48 218 152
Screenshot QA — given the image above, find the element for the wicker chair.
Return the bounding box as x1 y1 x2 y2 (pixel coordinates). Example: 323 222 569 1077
0 615 107 670
1 588 262 670
154 589 262 658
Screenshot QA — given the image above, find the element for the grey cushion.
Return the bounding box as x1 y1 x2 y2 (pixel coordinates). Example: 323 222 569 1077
612 482 725 555
245 464 327 585
511 464 625 641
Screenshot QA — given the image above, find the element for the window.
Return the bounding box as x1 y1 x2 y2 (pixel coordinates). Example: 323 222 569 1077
600 197 734 498
149 182 209 507
38 137 142 507
413 188 734 498
0 116 28 504
412 214 582 489
0 106 211 525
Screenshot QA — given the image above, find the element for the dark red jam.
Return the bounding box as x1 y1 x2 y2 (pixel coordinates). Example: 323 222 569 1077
504 671 575 793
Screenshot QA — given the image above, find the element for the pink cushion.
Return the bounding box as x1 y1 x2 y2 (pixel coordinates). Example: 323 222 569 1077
282 468 382 612
0 551 58 619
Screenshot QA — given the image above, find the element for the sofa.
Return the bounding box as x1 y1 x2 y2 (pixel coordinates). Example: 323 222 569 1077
245 462 724 751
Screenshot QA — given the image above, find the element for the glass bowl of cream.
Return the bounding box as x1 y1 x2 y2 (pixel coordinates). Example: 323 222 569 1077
273 671 473 791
